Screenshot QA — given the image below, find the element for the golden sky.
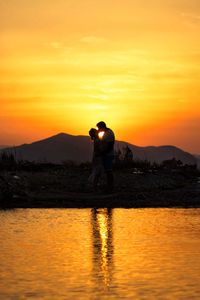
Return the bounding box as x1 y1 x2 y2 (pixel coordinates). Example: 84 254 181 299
1 0 200 153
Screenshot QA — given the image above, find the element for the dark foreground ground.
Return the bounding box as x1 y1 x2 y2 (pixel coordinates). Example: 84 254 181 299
0 167 200 208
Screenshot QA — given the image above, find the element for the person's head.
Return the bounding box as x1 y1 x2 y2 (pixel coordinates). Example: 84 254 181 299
96 121 107 130
89 128 98 140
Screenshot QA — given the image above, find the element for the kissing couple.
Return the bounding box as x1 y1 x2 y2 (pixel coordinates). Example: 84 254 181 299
89 121 115 193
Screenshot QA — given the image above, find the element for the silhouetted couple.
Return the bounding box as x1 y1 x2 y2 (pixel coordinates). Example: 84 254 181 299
89 121 115 193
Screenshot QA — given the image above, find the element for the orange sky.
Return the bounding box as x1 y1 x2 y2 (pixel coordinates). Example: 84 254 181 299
1 0 200 153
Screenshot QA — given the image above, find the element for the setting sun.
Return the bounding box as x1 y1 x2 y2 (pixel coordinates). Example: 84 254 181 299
98 131 105 139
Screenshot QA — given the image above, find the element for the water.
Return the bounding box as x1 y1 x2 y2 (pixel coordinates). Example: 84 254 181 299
0 208 200 299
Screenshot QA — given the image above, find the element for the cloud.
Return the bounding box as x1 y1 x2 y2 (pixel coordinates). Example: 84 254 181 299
180 12 200 28
46 41 72 51
181 12 200 20
49 41 63 49
80 36 106 44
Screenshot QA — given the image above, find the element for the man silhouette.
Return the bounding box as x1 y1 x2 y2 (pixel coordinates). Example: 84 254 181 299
96 121 115 192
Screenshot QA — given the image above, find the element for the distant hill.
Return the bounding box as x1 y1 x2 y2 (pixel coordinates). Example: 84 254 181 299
1 132 197 165
115 141 197 165
0 145 10 149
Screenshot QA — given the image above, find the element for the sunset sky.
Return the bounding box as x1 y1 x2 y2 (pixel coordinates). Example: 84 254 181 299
1 0 200 153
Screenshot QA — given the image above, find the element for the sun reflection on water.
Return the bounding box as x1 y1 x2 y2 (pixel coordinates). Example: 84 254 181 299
91 208 113 288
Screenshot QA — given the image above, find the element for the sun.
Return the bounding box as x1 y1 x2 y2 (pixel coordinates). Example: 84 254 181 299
98 131 105 139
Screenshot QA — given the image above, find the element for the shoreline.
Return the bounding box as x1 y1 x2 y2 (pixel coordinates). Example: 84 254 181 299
1 186 200 209
1 168 200 209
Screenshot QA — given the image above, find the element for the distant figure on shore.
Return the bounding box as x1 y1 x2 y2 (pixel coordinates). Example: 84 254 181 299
88 128 104 190
96 121 115 193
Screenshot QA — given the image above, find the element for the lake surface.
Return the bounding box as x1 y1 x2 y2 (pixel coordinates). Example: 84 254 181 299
0 208 200 299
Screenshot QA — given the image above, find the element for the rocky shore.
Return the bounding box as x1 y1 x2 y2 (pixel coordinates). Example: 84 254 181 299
1 166 200 208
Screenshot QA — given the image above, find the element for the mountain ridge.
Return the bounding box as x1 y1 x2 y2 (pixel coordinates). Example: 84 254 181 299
1 132 197 165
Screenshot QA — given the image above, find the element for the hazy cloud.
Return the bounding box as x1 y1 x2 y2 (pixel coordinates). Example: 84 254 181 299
49 42 63 49
80 36 106 44
181 12 200 28
181 12 200 20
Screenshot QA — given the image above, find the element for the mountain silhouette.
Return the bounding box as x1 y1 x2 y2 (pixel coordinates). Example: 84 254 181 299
1 132 197 165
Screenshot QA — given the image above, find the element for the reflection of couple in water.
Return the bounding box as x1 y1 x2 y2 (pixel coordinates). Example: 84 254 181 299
89 121 115 193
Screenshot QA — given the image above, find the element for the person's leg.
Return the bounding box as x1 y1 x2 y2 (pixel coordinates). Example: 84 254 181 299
93 173 100 191
106 170 114 192
93 163 104 191
103 155 114 193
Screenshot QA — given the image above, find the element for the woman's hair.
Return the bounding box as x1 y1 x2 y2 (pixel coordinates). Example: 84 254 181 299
89 128 98 140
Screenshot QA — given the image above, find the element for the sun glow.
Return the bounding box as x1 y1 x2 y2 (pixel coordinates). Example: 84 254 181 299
98 131 105 139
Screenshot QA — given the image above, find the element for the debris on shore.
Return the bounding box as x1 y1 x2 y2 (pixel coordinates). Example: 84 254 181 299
1 163 199 208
